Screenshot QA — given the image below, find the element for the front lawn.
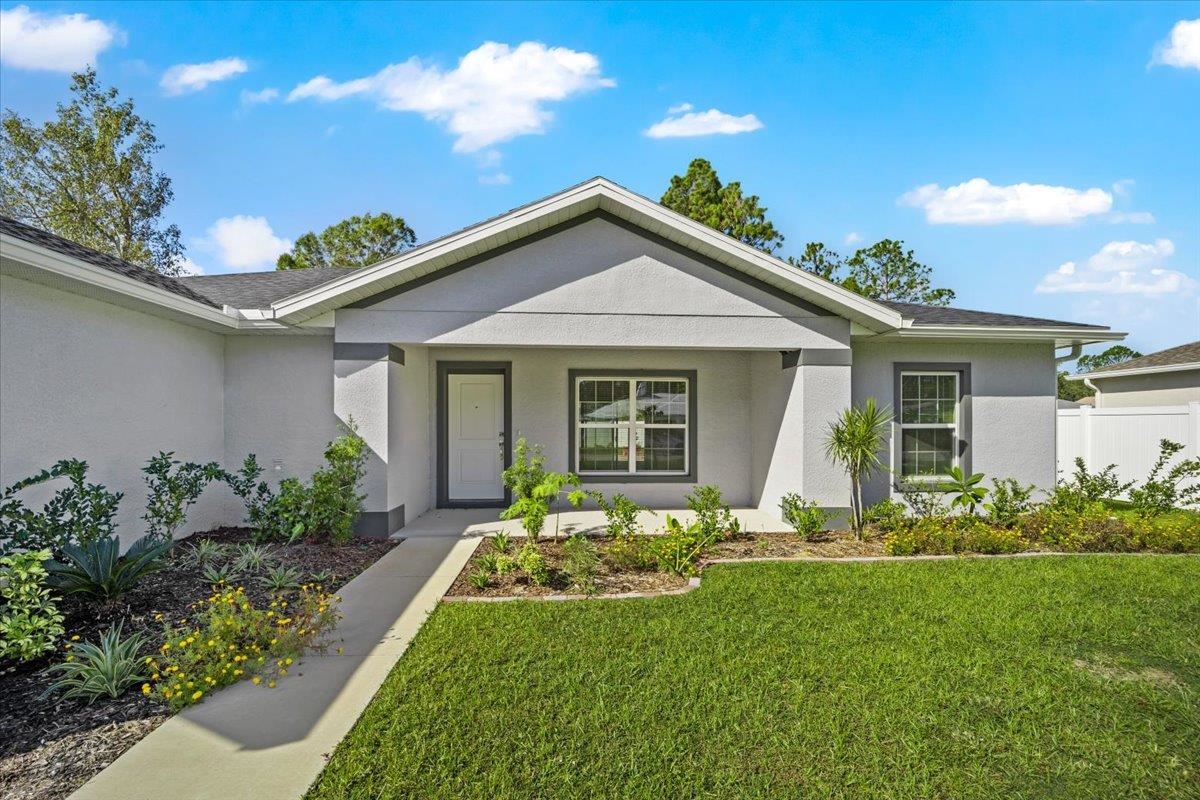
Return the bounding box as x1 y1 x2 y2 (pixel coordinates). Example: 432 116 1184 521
309 556 1199 800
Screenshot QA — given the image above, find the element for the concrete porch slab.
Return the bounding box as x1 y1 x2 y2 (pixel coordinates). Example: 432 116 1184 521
398 506 791 538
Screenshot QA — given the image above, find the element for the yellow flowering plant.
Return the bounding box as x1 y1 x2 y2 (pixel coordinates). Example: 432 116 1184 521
144 584 340 711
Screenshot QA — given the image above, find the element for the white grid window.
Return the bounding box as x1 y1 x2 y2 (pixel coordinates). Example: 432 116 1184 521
576 377 688 475
898 372 959 478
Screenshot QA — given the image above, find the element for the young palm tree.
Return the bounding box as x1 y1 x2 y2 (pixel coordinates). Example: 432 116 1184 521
824 398 894 539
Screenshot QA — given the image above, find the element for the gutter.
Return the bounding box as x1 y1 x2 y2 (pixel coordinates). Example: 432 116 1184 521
1083 377 1101 404
1055 342 1083 364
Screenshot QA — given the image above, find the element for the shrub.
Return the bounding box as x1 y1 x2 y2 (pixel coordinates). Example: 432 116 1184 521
985 479 1037 527
143 452 225 542
493 555 518 577
686 485 739 542
468 570 490 590
591 491 646 540
477 553 500 574
1021 503 1137 553
501 459 585 541
647 515 717 576
1057 458 1132 510
824 398 893 538
1136 513 1200 553
201 562 242 586
959 519 1027 554
779 494 832 539
184 538 228 567
0 550 64 663
491 532 511 554
145 584 340 710
44 622 149 704
225 455 279 541
897 482 948 519
604 536 656 571
884 517 963 556
502 437 547 503
0 459 121 556
45 534 173 601
942 467 988 515
258 565 303 592
863 499 908 533
1128 439 1200 517
562 535 600 594
233 543 275 574
515 544 549 586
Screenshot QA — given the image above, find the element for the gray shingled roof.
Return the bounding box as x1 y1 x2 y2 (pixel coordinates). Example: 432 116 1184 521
878 301 1108 329
0 215 220 308
179 268 363 309
1080 341 1200 375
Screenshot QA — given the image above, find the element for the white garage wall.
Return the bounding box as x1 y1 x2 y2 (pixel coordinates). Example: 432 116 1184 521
0 274 227 545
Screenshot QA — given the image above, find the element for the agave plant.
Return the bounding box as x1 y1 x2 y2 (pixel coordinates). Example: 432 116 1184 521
184 538 227 567
201 561 242 586
258 564 303 592
942 467 988 515
45 535 173 601
43 622 149 703
233 542 275 574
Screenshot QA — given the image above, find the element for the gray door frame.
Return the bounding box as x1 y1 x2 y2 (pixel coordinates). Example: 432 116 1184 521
436 361 513 509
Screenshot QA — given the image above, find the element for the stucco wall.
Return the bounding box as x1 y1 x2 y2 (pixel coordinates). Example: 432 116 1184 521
1091 369 1200 408
0 274 227 545
223 335 338 490
424 347 754 508
337 217 851 351
851 339 1057 504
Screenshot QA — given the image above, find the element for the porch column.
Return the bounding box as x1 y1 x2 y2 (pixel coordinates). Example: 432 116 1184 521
753 350 853 525
333 343 406 537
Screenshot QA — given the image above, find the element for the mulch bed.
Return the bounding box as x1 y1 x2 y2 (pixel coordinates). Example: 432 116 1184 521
446 531 888 599
0 527 396 800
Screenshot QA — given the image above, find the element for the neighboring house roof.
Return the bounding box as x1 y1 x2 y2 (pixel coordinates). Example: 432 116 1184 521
0 216 219 308
879 301 1108 330
1070 341 1200 381
180 268 364 308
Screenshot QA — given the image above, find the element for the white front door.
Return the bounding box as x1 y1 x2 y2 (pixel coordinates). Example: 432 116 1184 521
447 373 505 502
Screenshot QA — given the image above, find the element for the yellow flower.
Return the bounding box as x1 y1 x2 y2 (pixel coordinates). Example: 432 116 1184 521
70 634 80 641
336 647 343 655
267 680 276 689
251 676 262 685
192 690 203 701
65 655 74 662
142 683 151 695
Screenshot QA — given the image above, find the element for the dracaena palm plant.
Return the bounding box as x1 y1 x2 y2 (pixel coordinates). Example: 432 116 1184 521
824 399 894 539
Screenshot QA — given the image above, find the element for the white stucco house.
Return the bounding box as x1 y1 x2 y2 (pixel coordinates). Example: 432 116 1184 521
0 178 1125 540
1068 342 1200 408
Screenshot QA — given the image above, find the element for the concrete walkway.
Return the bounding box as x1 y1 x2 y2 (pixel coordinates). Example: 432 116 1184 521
400 506 791 538
70 535 479 800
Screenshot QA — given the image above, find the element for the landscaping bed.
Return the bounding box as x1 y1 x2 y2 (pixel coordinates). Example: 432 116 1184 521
310 555 1200 800
0 527 396 800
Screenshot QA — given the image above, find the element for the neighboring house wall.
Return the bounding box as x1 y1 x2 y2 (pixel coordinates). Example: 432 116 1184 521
1090 370 1200 408
424 346 755 508
0 274 227 545
223 335 338 491
851 339 1057 505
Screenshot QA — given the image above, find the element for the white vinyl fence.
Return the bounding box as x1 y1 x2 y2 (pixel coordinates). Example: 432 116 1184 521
1057 402 1200 492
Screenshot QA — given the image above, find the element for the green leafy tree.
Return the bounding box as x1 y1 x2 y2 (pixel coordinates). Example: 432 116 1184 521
786 242 844 280
1057 371 1092 402
276 211 416 270
841 239 955 306
1076 345 1143 374
660 158 784 253
1 68 184 274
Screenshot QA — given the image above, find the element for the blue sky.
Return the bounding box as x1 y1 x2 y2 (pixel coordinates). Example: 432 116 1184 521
1 1 1197 358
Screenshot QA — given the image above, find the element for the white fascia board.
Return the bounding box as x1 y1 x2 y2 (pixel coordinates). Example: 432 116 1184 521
270 178 905 332
880 324 1127 348
1 234 294 333
1066 362 1200 381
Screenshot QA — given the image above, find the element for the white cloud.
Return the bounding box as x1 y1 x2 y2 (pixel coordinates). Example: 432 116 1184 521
843 232 863 246
287 41 615 153
1107 210 1156 225
176 256 205 276
899 178 1113 225
479 172 512 186
202 216 291 271
644 107 763 138
1150 18 1200 70
240 87 279 106
0 6 121 72
1036 238 1194 296
161 57 249 96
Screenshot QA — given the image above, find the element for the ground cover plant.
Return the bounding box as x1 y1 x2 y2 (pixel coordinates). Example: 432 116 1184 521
311 556 1200 800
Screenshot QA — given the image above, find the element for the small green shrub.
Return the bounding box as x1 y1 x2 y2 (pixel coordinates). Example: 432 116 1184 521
942 467 988 514
233 543 275 574
590 491 646 540
501 450 585 541
1128 439 1200 517
224 455 278 541
985 478 1037 527
468 570 490 590
491 532 511 554
45 534 173 601
0 549 65 663
1021 503 1137 553
959 519 1027 554
516 543 550 586
648 515 717 576
477 553 500 574
863 499 908 533
44 622 148 704
0 459 122 556
185 538 228 567
1052 458 1132 513
493 555 518 577
309 569 335 586
897 482 948 519
604 536 656 571
258 564 303 592
686 485 739 542
142 452 225 542
501 437 547 505
884 517 963 556
201 561 242 586
563 535 600 594
1135 512 1200 553
779 493 832 539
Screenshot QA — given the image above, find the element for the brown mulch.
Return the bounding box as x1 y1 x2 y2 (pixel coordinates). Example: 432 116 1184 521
0 528 396 800
446 531 888 599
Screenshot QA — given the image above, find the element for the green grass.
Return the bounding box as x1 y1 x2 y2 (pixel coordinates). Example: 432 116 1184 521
309 556 1200 800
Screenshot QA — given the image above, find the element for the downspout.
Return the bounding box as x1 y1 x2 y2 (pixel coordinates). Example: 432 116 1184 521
1054 342 1082 364
1083 377 1101 406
